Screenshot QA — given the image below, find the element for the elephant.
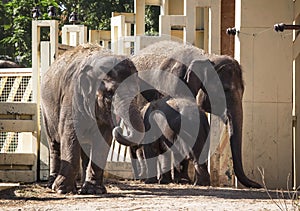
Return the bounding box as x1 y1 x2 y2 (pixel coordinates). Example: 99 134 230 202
114 96 211 186
128 40 261 188
41 44 145 194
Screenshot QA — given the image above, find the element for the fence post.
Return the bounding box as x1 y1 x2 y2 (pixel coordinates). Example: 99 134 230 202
32 20 58 181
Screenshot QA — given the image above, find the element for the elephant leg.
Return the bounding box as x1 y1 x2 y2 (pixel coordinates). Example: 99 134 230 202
173 161 181 184
80 127 112 195
136 147 147 179
42 113 60 189
47 140 60 189
80 144 91 184
158 140 172 184
129 146 140 180
194 161 210 186
52 121 80 194
174 159 191 184
143 142 159 184
168 141 190 184
130 146 146 180
192 111 210 186
80 161 107 194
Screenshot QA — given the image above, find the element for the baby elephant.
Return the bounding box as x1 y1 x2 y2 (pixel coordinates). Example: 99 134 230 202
140 97 211 186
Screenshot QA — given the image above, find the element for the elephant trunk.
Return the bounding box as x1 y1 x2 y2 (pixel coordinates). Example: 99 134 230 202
113 102 144 147
229 100 262 188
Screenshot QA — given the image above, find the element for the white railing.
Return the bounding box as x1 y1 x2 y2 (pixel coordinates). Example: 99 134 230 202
0 68 130 162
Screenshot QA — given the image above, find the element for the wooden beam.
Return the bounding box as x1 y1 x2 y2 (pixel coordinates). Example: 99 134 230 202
0 102 37 115
112 12 135 23
0 171 36 183
0 183 20 191
169 15 186 26
145 0 161 6
0 102 37 132
0 120 36 132
294 34 300 60
104 161 133 179
295 0 300 20
0 153 36 166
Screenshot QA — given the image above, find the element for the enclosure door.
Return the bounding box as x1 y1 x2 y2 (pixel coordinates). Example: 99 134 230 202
235 0 294 189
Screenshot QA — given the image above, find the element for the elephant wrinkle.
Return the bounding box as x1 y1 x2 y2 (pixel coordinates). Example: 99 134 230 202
41 44 145 194
130 40 261 188
136 97 211 185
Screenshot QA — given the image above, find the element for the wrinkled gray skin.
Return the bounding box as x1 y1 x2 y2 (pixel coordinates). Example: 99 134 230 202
41 45 145 194
129 41 261 188
114 97 210 185
143 97 210 186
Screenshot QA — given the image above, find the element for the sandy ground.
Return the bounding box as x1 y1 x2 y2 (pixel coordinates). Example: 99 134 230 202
0 180 298 211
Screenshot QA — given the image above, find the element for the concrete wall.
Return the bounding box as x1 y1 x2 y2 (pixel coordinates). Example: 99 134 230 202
293 0 300 189
235 0 294 188
168 0 183 15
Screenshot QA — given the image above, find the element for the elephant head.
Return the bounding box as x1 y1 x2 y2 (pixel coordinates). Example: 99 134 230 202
206 55 261 188
94 56 145 145
98 58 145 147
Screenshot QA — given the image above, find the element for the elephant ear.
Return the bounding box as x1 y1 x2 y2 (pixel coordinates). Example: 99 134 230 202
159 57 188 80
184 59 213 97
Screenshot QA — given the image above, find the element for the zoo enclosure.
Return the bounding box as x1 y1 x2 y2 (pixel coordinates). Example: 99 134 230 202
1 0 298 190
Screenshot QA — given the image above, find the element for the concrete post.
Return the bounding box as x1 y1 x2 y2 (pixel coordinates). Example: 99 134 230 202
135 0 145 35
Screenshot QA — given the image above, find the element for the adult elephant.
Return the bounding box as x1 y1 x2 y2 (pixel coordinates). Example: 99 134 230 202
41 44 145 194
129 40 261 188
114 96 211 186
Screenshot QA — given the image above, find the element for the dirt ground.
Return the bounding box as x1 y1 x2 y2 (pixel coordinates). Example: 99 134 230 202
0 179 298 211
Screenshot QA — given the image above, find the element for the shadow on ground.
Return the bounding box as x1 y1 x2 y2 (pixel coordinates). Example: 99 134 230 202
0 179 296 202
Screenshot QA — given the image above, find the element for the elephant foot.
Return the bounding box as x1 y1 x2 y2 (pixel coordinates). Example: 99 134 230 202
173 170 191 184
79 181 107 195
144 177 159 184
52 175 77 194
47 175 56 189
174 177 191 184
159 171 172 184
194 168 210 186
180 173 192 184
175 176 191 185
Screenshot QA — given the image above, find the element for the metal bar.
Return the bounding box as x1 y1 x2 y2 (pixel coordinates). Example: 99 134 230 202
1 132 15 153
21 77 32 102
0 68 32 74
274 23 300 32
7 76 22 102
0 77 8 96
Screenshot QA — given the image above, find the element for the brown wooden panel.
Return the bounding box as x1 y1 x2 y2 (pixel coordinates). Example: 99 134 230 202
0 171 36 183
0 120 36 132
0 153 36 166
0 102 37 115
221 0 235 56
104 161 133 179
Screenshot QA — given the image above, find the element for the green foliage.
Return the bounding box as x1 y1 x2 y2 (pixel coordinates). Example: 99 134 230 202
59 0 133 30
0 0 160 66
0 0 58 67
145 5 160 36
